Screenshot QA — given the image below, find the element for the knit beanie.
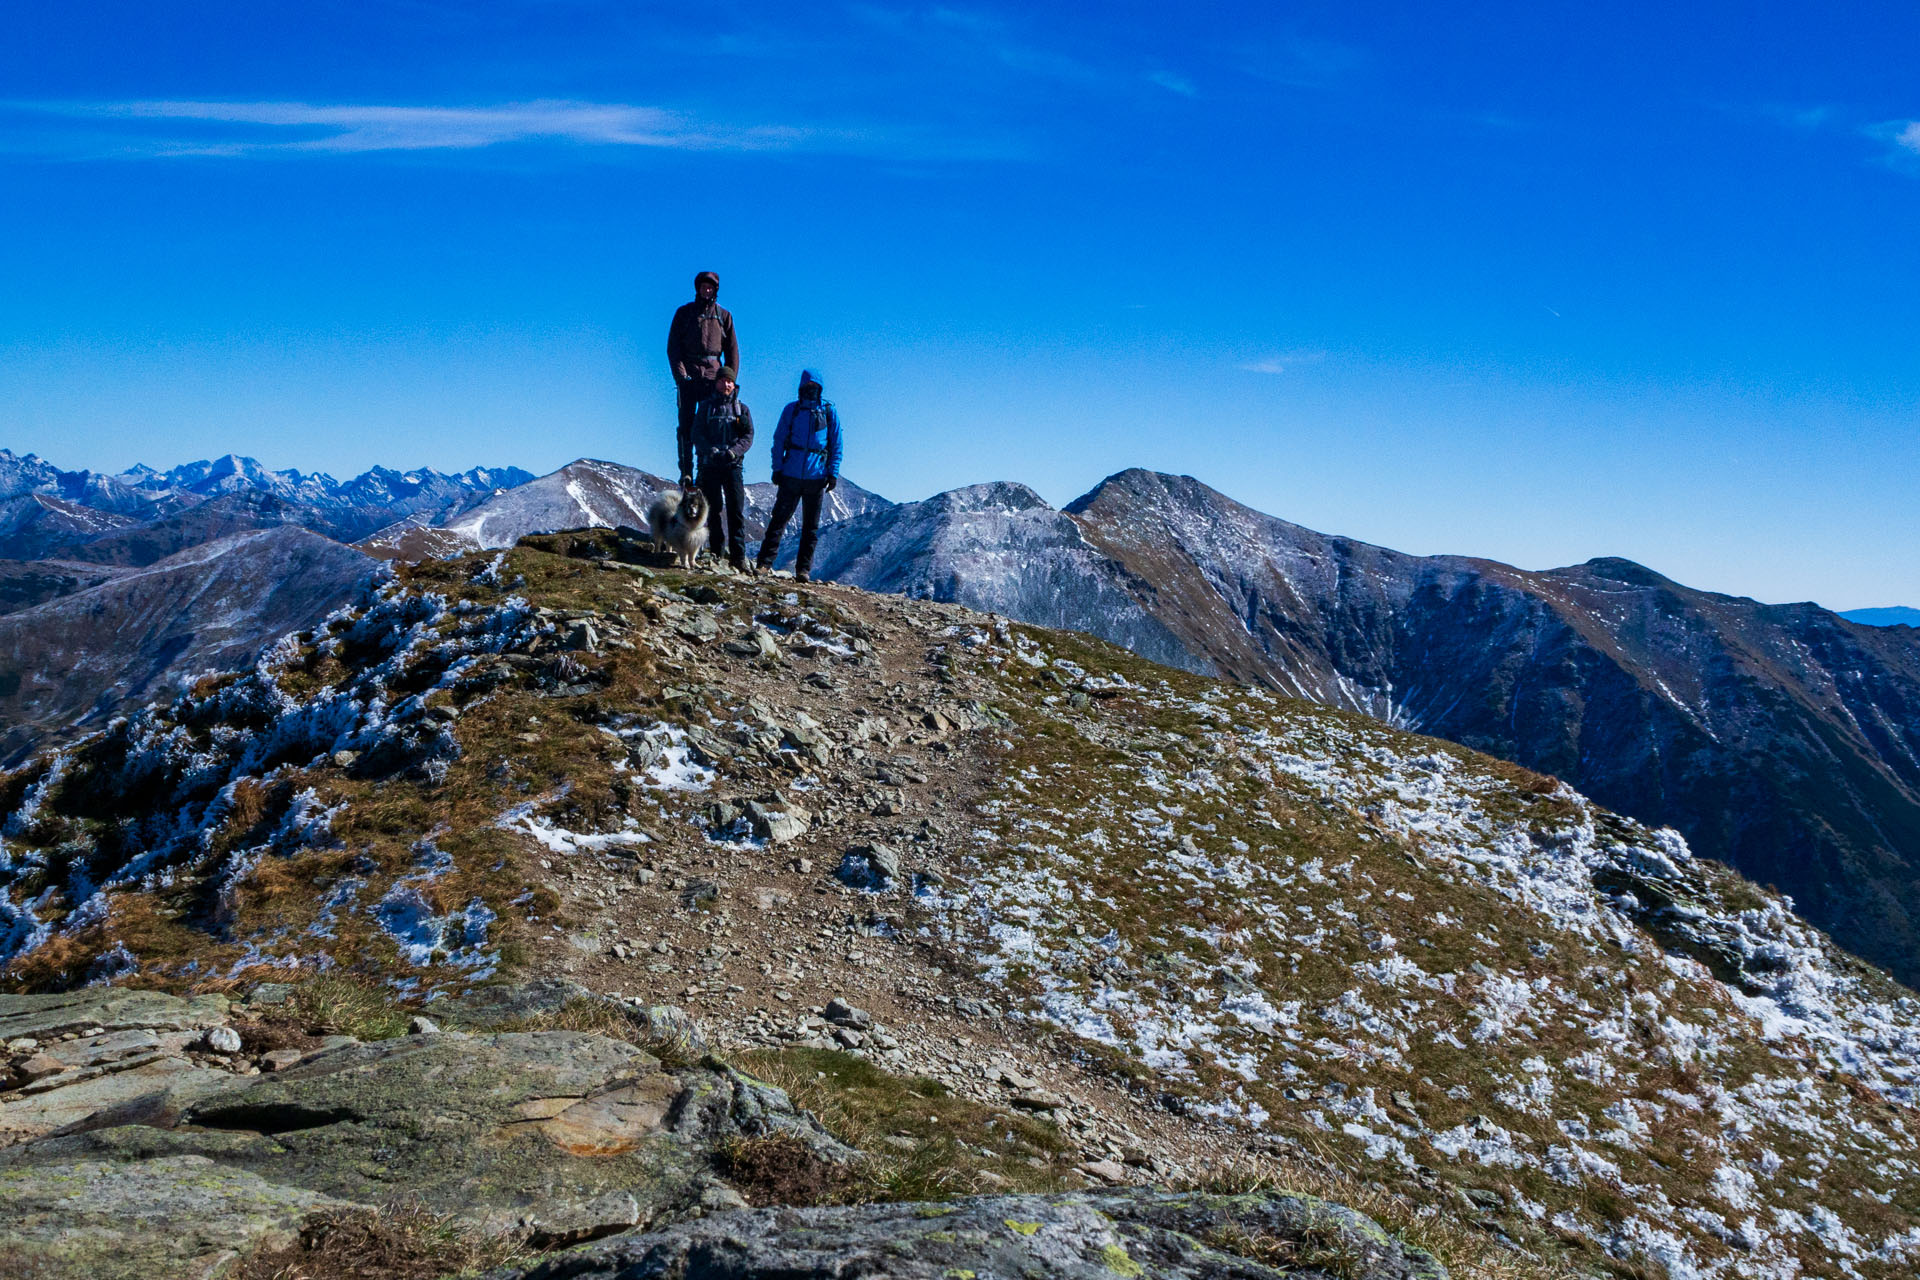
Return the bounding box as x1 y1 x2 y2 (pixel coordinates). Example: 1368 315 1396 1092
694 271 719 289
717 366 738 384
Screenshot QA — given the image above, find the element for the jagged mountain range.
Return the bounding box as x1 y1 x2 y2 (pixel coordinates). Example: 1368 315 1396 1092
3 446 1916 986
0 449 533 556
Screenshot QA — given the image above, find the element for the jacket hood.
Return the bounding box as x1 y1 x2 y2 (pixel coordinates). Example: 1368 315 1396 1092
798 369 823 394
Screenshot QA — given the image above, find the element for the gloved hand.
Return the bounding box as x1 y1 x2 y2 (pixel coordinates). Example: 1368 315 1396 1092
826 476 839 492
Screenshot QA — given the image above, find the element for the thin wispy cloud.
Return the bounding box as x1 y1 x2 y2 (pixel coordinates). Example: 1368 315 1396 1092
1858 117 1920 171
1751 103 1920 173
1148 71 1198 97
1757 102 1841 133
8 99 865 158
1238 349 1327 375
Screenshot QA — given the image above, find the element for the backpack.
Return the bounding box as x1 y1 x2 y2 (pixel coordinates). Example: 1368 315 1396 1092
782 401 834 475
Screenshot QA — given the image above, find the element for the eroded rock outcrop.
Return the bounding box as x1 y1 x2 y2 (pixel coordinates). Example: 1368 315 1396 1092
0 989 854 1277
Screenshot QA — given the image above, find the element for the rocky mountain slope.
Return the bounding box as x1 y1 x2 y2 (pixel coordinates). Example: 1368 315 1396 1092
0 453 888 766
799 480 1201 674
2 530 1916 1280
0 527 377 765
807 468 1920 987
0 450 528 758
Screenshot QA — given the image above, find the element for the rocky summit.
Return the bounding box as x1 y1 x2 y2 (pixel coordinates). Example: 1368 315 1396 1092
2 528 1917 1280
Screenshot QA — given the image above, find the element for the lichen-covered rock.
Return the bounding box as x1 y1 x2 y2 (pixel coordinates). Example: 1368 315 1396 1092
0 989 230 1043
0 1030 851 1253
1 1056 235 1149
434 976 592 1027
489 1190 1447 1280
0 1154 355 1280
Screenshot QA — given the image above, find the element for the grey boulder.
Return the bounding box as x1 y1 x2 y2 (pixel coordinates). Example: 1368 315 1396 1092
0 1154 353 1280
489 1189 1447 1280
835 843 901 891
0 989 230 1043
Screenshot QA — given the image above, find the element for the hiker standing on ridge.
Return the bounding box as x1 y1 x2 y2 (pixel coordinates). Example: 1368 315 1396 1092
678 367 754 571
755 369 842 584
667 270 739 449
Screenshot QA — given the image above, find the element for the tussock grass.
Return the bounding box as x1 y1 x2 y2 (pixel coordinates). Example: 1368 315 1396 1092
233 1197 531 1280
737 1046 1077 1201
494 996 701 1068
1178 1153 1584 1280
278 973 413 1041
716 1133 855 1207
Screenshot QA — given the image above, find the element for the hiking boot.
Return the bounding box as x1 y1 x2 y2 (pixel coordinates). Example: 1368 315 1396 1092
728 552 747 574
752 557 772 578
794 570 812 584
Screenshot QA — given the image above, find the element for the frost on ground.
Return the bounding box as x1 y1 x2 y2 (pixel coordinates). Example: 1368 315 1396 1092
0 577 553 991
921 624 1920 1280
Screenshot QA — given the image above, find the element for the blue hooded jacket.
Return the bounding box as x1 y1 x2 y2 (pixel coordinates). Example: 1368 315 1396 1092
770 370 843 482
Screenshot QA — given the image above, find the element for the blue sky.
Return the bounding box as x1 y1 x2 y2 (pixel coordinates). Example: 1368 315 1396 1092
1 2 1915 609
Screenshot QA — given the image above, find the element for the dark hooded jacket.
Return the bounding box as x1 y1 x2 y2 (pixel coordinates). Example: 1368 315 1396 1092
667 299 739 387
679 389 754 478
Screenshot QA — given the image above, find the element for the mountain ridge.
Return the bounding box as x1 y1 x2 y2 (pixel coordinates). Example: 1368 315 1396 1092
5 446 1917 982
812 467 1920 984
1845 606 1920 628
0 526 378 764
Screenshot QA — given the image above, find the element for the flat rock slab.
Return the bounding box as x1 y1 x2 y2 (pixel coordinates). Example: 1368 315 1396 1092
0 1031 857 1266
434 977 592 1029
0 989 230 1042
3 1031 848 1245
0 1154 356 1280
0 1057 233 1149
492 1190 1448 1280
161 1031 678 1219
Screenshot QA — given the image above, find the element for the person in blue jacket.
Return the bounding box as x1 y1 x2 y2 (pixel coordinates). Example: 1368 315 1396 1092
753 369 842 583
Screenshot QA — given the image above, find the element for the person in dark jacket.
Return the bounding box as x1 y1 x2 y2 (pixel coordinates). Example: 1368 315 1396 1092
666 270 739 441
677 367 754 570
754 369 842 584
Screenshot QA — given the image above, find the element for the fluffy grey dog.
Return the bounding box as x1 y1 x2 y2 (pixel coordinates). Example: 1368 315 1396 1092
646 489 710 570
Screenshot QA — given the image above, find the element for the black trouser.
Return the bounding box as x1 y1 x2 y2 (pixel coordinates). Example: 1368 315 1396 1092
697 454 747 563
758 476 827 574
676 379 716 450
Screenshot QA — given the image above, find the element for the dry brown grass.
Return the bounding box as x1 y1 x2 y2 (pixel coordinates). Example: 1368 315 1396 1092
716 1133 856 1207
1205 1215 1372 1277
1176 1152 1582 1280
233 1198 530 1280
737 1046 1076 1202
277 973 414 1041
497 996 701 1068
